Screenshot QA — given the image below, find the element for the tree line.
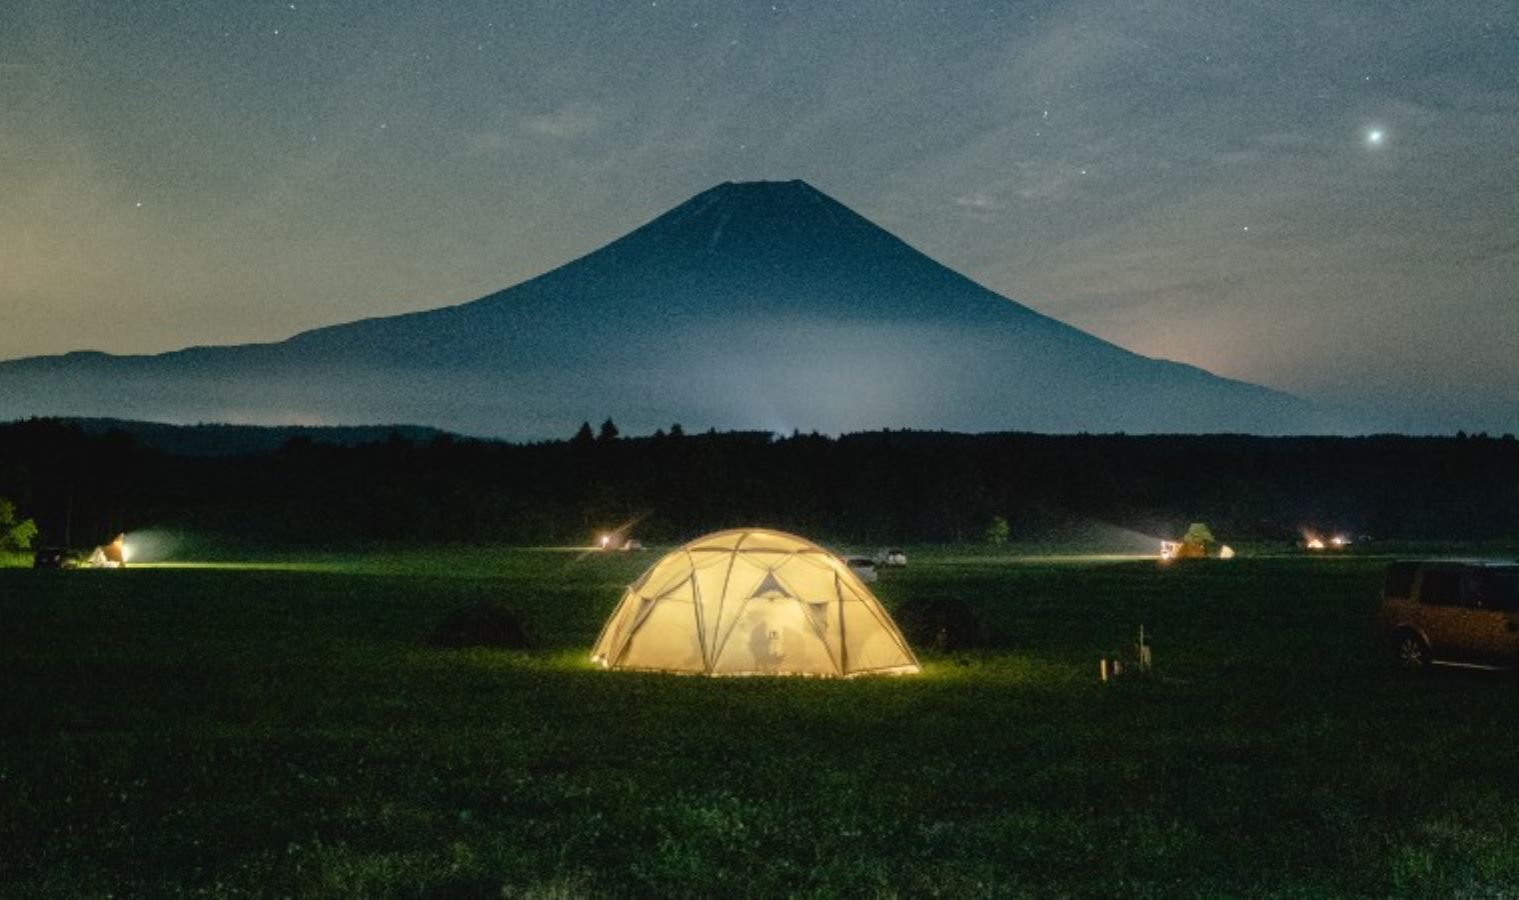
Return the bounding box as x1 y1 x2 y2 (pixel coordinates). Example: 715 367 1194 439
1 417 1517 549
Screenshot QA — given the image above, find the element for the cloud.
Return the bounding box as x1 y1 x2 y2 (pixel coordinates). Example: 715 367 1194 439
522 103 603 140
954 191 1001 211
464 102 607 156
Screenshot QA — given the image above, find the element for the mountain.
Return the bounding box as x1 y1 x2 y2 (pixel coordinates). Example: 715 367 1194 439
0 180 1345 437
51 418 449 457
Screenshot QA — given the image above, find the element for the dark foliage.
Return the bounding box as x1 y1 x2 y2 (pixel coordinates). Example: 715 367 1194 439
895 597 985 651
2 417 1518 547
429 604 532 649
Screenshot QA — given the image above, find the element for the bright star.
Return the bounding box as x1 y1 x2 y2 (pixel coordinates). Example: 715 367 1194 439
1365 127 1386 147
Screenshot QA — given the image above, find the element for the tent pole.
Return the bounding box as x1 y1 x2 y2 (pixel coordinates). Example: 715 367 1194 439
836 572 848 675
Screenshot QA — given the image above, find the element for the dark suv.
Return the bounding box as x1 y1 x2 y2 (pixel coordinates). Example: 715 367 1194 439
32 547 74 569
1381 560 1519 670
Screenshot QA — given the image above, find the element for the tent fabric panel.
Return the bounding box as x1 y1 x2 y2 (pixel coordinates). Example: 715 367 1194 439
590 587 632 647
634 556 697 604
708 596 840 676
839 599 916 674
693 552 744 652
614 595 707 672
686 530 748 552
599 594 655 665
705 555 779 651
590 588 642 663
772 556 839 602
729 530 813 553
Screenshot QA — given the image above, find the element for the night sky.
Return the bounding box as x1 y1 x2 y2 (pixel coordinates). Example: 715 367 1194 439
4 1 1516 432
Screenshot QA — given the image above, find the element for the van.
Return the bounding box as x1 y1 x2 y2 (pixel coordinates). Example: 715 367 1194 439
1382 560 1519 670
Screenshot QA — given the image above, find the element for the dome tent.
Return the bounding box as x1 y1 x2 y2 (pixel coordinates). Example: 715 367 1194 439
591 528 919 677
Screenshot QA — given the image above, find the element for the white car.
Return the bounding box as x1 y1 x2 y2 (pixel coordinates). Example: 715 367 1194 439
845 557 879 583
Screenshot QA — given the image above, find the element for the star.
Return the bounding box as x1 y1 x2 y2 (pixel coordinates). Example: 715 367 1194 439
1365 127 1386 147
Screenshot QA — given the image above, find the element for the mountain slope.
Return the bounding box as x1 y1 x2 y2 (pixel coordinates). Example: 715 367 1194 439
0 180 1344 436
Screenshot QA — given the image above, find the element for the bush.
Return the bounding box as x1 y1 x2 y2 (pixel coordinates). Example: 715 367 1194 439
429 604 532 649
895 597 984 652
0 498 38 552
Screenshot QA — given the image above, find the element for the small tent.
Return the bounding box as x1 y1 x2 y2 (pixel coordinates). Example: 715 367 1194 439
88 534 128 569
591 528 919 677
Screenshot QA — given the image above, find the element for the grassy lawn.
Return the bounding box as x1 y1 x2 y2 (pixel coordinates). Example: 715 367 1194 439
3 546 1519 895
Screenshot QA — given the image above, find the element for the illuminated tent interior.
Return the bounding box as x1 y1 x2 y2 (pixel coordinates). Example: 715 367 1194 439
591 528 920 677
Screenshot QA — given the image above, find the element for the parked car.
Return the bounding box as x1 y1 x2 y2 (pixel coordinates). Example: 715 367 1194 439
32 547 74 569
844 557 879 583
1381 560 1519 670
879 548 908 568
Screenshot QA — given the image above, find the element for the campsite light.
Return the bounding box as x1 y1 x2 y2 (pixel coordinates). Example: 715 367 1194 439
1330 534 1349 548
1159 540 1179 561
598 533 611 550
1219 545 1235 559
1306 537 1325 551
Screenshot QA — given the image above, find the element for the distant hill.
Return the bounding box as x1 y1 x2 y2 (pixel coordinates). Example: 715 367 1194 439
25 418 447 457
0 180 1354 437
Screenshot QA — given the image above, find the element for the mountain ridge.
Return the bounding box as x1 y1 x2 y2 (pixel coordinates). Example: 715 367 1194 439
0 179 1348 437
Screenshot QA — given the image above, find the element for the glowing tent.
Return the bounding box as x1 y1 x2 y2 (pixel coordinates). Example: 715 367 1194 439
591 528 919 677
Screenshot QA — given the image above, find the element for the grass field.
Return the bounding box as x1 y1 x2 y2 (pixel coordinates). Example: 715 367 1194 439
4 545 1519 896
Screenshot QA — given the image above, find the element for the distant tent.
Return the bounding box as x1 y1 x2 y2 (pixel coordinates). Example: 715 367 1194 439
591 528 920 677
88 534 128 569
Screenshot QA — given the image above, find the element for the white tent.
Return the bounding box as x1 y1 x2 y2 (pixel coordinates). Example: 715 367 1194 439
591 528 919 677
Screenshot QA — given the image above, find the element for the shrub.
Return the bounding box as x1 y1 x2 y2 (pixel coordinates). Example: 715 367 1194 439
895 597 984 652
0 498 38 552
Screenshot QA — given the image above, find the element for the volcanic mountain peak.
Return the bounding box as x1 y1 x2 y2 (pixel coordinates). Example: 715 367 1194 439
679 178 835 212
606 177 888 261
0 180 1350 437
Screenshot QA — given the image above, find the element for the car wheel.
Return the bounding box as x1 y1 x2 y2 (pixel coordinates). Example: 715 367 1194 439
1394 632 1431 672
